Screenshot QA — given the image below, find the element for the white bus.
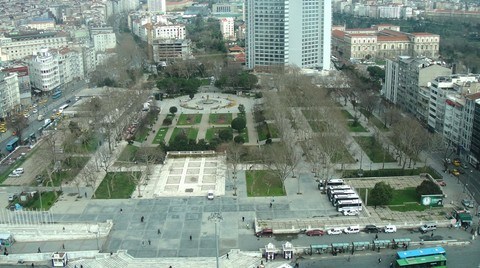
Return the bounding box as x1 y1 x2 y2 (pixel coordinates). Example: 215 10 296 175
328 189 355 202
318 178 344 191
327 185 352 198
58 104 69 113
336 199 362 212
332 194 360 205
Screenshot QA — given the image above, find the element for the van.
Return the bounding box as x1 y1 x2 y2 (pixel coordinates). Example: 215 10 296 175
419 223 437 233
384 225 397 233
344 225 360 234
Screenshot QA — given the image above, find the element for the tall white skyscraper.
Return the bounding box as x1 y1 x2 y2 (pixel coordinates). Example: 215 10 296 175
246 0 331 70
148 0 166 13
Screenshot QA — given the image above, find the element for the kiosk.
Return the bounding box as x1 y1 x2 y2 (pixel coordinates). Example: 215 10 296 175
265 243 276 261
51 252 68 267
282 242 294 259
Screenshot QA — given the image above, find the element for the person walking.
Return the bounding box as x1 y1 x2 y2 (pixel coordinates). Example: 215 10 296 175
37 247 41 253
189 235 192 241
375 234 378 240
431 232 434 238
242 216 245 222
269 203 272 208
158 229 161 235
148 240 151 245
378 257 382 263
226 253 229 259
120 208 123 213
141 216 144 223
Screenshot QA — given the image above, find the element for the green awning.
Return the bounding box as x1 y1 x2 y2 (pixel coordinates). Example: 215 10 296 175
458 213 473 222
352 241 371 246
332 243 350 247
393 238 411 243
311 244 329 250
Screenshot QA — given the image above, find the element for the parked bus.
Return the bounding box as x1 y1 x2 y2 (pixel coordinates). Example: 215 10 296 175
395 255 446 268
6 137 19 152
318 178 344 191
332 193 360 205
326 185 351 197
397 247 446 259
328 189 355 202
58 104 69 113
52 90 62 99
336 199 362 212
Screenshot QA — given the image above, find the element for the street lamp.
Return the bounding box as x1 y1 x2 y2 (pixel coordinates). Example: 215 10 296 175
208 212 223 268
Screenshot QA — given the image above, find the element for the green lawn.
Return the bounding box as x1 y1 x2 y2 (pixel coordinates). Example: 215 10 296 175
209 113 232 124
152 127 169 144
64 136 101 154
40 157 90 186
342 110 354 119
21 191 61 210
257 123 279 141
117 144 139 162
245 170 286 197
353 136 396 163
236 127 249 143
169 127 199 143
205 127 230 142
358 187 426 211
348 122 368 132
94 172 139 199
370 115 389 132
177 114 202 125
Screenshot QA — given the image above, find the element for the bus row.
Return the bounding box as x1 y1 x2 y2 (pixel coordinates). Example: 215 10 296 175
324 179 363 213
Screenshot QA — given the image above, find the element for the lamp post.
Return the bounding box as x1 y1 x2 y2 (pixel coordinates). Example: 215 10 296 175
208 212 223 268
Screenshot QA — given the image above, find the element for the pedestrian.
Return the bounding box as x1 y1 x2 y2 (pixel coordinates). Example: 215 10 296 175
142 241 145 246
37 247 41 253
431 232 434 238
62 243 65 249
389 261 393 268
242 216 245 222
375 234 378 240
189 235 192 241
81 265 83 268
378 257 382 263
148 239 151 245
120 208 123 213
269 202 272 208
84 192 87 198
31 263 34 267
158 229 161 235
141 216 144 222
377 246 380 252
226 253 229 259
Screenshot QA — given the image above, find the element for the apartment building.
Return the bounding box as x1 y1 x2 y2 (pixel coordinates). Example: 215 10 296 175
57 47 85 85
27 48 61 92
0 31 69 61
470 98 480 168
220 17 235 41
152 39 191 63
148 0 166 13
0 72 20 118
90 27 117 52
332 25 439 61
246 0 331 70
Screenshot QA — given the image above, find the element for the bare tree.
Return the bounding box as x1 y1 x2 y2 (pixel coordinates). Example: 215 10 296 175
226 142 245 196
262 143 301 193
79 161 99 198
391 117 430 169
135 145 165 181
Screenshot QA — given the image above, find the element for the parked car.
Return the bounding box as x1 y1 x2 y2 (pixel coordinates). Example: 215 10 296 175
306 229 325 236
256 228 273 237
207 190 214 200
32 109 38 114
364 225 380 233
327 228 343 235
419 223 437 233
451 169 460 176
462 199 474 208
8 194 17 201
343 209 359 216
8 172 21 177
14 168 24 174
437 180 447 187
344 225 360 234
453 159 461 167
384 225 397 233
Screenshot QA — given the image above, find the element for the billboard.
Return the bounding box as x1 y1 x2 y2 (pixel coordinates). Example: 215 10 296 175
421 194 444 207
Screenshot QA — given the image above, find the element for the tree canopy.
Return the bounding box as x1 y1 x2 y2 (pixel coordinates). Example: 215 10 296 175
156 77 202 95
416 180 442 199
369 182 394 208
231 117 246 132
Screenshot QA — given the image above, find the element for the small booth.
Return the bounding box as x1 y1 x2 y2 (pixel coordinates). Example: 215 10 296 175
331 243 350 255
310 244 329 255
373 240 391 250
392 238 411 249
282 242 294 259
0 233 14 250
352 241 371 252
265 243 276 261
51 252 68 267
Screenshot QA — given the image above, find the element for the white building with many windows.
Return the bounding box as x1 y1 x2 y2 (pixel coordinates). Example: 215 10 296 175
28 48 61 92
220 17 235 40
0 72 20 118
0 31 69 61
246 0 331 70
148 0 166 13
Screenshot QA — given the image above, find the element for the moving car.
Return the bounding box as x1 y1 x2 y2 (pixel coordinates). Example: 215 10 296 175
451 169 460 176
327 228 343 235
207 190 214 200
343 209 359 216
256 228 273 237
384 225 397 233
8 194 17 201
462 199 474 208
306 229 325 236
344 225 360 234
364 225 380 233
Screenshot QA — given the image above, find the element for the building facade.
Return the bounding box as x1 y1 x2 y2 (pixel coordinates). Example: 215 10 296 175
0 72 20 118
246 0 331 70
148 0 166 13
220 17 235 40
152 39 191 63
0 31 69 61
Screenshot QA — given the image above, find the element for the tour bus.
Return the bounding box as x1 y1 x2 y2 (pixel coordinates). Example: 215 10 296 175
326 185 352 197
318 178 344 191
328 189 356 202
58 104 69 113
332 193 360 206
336 199 362 212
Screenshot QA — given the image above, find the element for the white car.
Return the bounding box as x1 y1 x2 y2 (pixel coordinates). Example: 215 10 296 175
9 172 21 177
14 168 24 174
32 109 38 114
207 190 214 200
343 225 360 234
384 225 397 233
327 228 343 235
343 209 359 216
